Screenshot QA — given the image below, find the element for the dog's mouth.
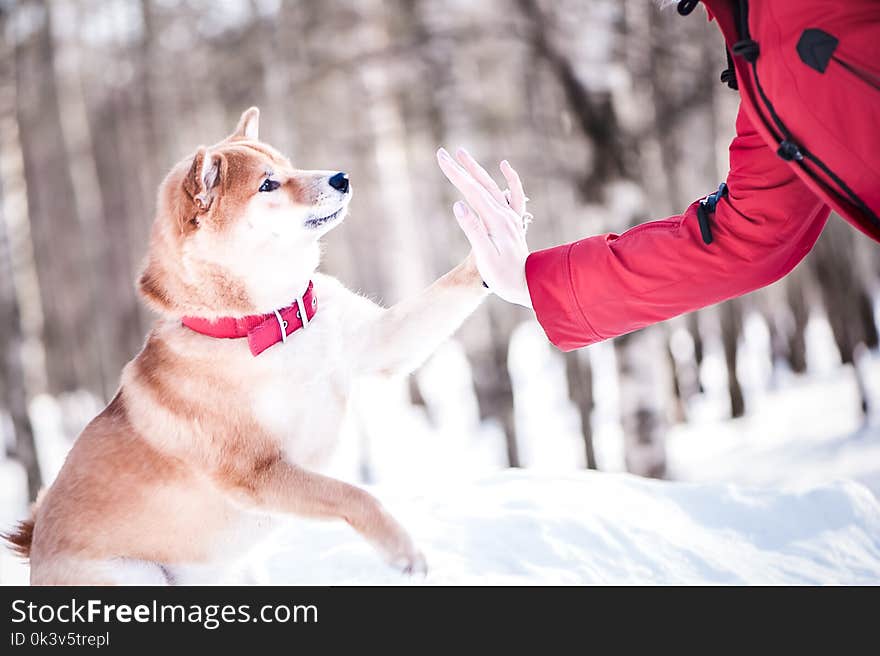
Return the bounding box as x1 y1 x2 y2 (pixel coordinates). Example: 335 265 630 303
304 199 349 230
304 208 343 229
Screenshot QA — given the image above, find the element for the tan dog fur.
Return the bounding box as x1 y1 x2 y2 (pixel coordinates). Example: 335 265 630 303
5 108 487 584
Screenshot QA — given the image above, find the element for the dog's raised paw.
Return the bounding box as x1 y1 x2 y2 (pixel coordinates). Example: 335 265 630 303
391 550 428 577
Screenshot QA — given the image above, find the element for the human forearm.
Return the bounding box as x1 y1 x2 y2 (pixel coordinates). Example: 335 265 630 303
526 196 830 351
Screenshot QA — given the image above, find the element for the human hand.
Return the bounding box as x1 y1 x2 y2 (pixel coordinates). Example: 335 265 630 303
436 147 533 309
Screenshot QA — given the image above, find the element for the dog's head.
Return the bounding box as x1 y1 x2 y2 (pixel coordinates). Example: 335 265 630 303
139 107 351 318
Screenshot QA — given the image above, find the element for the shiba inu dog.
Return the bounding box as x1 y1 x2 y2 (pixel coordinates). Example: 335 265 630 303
5 107 487 584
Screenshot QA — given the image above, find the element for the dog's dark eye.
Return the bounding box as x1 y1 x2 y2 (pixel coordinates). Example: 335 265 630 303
259 179 280 192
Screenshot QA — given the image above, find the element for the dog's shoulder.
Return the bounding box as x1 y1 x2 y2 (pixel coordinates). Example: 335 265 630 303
311 271 347 299
312 272 383 323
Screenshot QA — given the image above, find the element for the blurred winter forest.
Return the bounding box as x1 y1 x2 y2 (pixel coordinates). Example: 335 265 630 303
2 0 880 508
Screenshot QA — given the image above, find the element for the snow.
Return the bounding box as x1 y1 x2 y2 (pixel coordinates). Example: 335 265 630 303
667 322 880 498
2 315 880 585
255 470 880 585
668 368 880 497
3 466 879 585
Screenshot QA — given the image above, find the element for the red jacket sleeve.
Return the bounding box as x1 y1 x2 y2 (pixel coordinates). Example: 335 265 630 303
525 106 831 351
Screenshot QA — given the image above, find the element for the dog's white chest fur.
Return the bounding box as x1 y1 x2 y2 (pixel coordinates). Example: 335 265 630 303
249 278 354 468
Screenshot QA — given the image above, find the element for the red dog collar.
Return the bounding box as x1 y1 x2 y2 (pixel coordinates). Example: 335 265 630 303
182 282 317 356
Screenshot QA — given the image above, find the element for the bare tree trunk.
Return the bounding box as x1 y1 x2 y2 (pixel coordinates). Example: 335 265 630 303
814 224 877 364
83 94 146 384
665 328 688 424
139 0 173 182
13 0 101 395
616 329 668 479
0 11 39 495
564 350 597 469
720 299 745 418
0 172 42 501
813 219 878 414
784 272 810 374
0 7 44 501
0 231 41 500
472 308 520 468
687 312 705 378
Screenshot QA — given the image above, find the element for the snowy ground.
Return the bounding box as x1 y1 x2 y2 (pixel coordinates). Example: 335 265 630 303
668 368 880 497
3 466 879 585
253 470 880 585
2 314 880 585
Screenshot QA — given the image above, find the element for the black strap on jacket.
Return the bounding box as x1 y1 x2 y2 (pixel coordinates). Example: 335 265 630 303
720 48 738 90
696 182 729 245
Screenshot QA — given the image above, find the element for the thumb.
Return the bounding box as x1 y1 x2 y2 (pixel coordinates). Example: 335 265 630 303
453 201 491 253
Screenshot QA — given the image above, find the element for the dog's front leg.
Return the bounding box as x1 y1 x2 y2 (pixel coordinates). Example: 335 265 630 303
355 254 488 376
225 459 426 574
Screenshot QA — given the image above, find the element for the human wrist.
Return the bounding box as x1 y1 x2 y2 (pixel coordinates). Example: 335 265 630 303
455 252 488 291
500 254 532 308
515 262 533 308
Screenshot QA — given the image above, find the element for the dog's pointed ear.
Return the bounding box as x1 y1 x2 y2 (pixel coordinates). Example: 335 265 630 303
183 146 223 215
230 106 260 141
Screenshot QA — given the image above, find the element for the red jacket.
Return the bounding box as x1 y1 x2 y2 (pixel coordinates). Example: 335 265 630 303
525 0 880 351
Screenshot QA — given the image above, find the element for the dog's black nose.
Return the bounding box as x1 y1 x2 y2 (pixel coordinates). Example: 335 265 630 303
328 172 349 193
